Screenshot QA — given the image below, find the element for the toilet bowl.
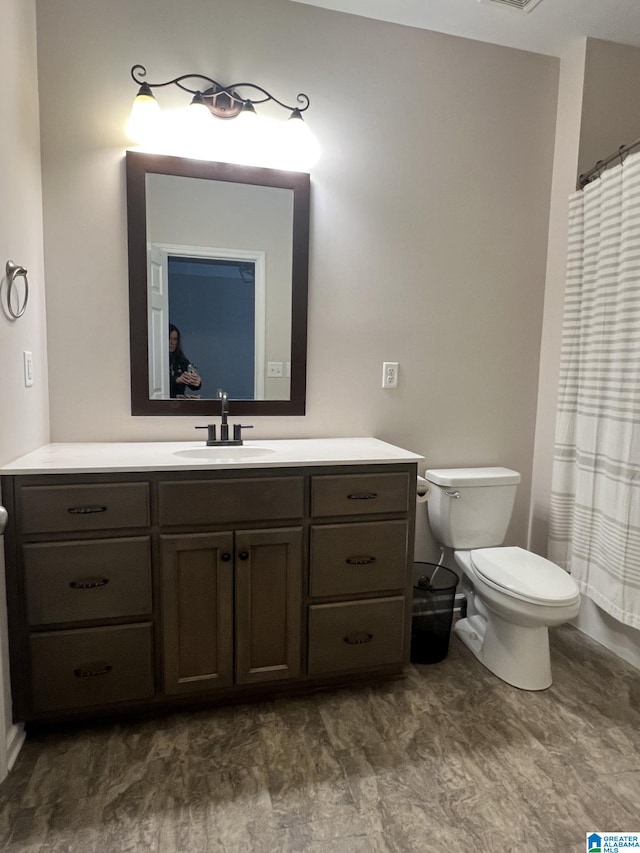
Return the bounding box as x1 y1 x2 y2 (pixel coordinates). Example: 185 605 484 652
453 547 580 690
422 467 581 691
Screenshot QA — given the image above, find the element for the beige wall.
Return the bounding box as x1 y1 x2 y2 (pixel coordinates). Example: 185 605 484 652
0 2 49 464
36 0 558 547
0 0 48 777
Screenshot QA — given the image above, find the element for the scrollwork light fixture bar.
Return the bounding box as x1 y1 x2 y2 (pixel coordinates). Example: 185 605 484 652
130 64 310 119
126 64 319 170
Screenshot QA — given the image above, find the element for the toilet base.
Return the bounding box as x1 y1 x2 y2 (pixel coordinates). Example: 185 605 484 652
454 612 552 691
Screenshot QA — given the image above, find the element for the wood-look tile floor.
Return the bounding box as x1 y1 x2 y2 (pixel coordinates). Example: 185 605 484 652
1 624 639 853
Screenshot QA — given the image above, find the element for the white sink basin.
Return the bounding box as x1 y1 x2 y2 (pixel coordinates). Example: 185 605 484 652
173 446 276 462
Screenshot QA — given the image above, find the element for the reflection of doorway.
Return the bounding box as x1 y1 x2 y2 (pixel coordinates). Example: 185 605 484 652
147 244 265 400
169 257 255 399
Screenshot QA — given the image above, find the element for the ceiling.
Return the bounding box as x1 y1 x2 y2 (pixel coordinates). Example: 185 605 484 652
289 0 640 57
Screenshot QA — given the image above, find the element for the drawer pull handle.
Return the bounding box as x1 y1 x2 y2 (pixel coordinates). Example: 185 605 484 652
67 505 107 515
346 555 376 566
69 577 109 590
238 551 250 561
343 631 374 645
347 492 378 501
73 663 112 678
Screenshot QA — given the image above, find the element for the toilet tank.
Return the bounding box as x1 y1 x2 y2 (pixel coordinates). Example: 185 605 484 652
423 467 521 549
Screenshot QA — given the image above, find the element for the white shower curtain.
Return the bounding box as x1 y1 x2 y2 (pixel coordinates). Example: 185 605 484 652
548 150 640 629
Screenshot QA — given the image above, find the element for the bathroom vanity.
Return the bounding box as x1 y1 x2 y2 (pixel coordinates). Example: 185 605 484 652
0 438 421 722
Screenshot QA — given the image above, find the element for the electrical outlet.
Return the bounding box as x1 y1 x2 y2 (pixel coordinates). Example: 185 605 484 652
267 361 284 377
382 361 399 389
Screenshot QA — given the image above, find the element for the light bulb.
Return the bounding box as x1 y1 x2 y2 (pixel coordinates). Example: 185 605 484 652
237 101 258 122
231 103 268 166
169 94 218 159
279 110 320 171
186 92 213 132
126 85 162 144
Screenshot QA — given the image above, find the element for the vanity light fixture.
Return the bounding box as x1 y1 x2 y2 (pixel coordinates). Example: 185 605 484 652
126 65 319 171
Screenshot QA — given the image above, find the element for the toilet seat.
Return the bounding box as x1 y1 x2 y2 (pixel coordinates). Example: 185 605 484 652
470 546 580 606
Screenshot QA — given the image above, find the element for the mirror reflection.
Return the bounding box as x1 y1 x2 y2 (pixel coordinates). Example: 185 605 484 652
166 260 254 400
126 152 310 416
146 173 293 402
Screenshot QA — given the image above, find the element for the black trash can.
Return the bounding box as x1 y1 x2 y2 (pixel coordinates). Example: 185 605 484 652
411 562 459 664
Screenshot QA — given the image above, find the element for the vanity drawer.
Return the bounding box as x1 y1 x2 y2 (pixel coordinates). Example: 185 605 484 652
158 477 304 526
20 482 150 534
310 521 408 597
307 597 405 675
29 623 154 713
24 537 152 626
311 473 410 518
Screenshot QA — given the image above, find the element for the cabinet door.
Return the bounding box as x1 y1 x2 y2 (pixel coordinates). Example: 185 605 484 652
235 527 303 685
160 532 234 695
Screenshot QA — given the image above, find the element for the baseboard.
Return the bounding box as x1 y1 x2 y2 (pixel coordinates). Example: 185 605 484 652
6 722 25 771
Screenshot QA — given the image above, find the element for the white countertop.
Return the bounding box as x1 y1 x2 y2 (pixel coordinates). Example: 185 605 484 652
0 438 423 475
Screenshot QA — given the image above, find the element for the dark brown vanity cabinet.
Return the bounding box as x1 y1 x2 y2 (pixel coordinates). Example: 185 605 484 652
2 463 415 722
6 480 154 717
157 476 304 695
307 473 411 676
160 527 303 695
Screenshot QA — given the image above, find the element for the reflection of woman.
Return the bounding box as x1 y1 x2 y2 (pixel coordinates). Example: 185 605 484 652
169 323 202 398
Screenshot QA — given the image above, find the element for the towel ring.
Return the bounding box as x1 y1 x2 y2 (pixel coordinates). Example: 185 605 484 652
5 261 29 320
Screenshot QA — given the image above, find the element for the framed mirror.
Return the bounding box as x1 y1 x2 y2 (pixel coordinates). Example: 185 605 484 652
126 151 310 415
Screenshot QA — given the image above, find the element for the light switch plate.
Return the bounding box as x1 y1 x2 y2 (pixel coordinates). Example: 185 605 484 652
23 351 33 387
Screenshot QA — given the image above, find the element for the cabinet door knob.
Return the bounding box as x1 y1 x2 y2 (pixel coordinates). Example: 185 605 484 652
220 552 232 562
238 551 249 561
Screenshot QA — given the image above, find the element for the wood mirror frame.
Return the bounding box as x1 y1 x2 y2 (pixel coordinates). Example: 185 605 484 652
126 151 310 416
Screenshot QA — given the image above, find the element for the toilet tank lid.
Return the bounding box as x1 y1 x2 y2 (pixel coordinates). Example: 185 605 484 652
423 467 521 487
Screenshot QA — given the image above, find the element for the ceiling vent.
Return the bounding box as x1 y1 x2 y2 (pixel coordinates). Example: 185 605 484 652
478 0 545 12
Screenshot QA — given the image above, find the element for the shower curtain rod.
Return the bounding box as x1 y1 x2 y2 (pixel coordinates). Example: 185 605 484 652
579 135 640 189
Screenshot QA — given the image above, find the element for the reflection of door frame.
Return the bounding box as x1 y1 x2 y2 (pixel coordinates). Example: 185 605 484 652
148 246 169 399
148 243 266 399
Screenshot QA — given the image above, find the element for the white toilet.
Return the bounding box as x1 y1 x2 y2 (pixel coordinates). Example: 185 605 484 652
422 466 580 691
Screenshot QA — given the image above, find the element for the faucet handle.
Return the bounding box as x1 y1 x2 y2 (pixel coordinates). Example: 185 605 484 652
195 424 217 445
233 424 253 443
